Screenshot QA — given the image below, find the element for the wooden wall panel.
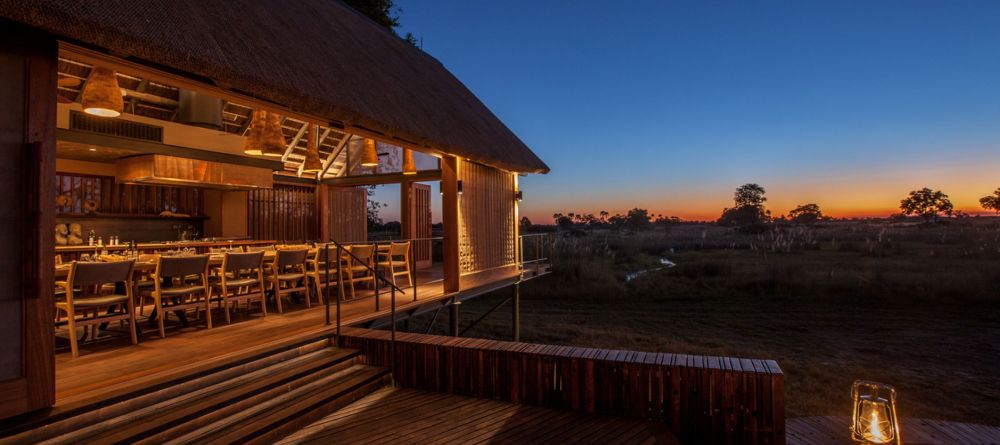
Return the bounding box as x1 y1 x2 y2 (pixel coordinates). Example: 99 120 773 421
54 172 202 217
413 183 432 268
326 186 367 243
0 24 56 419
248 183 316 242
458 161 516 273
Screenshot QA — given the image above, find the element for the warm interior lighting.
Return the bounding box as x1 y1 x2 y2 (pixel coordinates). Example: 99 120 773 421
261 111 286 157
457 180 463 195
852 381 900 445
361 138 379 168
402 148 417 175
301 124 323 174
81 66 124 117
242 110 264 156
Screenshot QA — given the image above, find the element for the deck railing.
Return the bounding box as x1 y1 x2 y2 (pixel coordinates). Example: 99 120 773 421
341 327 785 445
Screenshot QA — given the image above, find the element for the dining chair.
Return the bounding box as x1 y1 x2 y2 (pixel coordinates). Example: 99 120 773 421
271 248 309 313
346 244 376 299
55 260 137 357
135 254 159 316
210 251 266 324
307 245 344 304
376 241 413 289
245 245 276 252
150 254 211 337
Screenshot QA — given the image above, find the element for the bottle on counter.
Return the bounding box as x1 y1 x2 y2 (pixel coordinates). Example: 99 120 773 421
88 230 95 246
97 236 103 247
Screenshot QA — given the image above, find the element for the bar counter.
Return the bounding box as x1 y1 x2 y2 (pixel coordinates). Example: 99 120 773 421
56 239 277 256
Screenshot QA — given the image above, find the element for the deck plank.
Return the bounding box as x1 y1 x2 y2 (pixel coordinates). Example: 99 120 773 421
787 416 1000 445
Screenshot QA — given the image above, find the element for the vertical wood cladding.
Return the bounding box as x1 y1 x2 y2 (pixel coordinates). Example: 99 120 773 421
458 161 516 273
326 186 368 243
248 183 316 242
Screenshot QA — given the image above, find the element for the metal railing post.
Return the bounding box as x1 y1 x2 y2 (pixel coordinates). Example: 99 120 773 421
390 285 396 386
336 244 343 347
324 243 331 326
374 241 380 311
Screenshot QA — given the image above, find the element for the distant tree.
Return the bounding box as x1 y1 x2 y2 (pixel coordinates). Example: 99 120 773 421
980 188 1000 214
343 0 420 46
599 210 609 222
520 216 532 228
624 208 651 231
552 213 573 230
608 213 626 229
719 183 770 226
788 203 824 224
900 188 953 222
733 183 767 208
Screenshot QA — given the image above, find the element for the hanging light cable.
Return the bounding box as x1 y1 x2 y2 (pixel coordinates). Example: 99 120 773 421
81 66 124 117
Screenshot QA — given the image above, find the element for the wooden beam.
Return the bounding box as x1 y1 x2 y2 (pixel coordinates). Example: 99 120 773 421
57 128 284 170
281 122 309 163
318 129 342 178
321 169 441 187
400 180 413 239
441 156 460 293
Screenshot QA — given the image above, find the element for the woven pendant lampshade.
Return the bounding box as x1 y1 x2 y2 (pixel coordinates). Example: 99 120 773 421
242 110 265 156
402 148 417 175
261 111 286 157
361 138 379 168
301 124 324 174
81 66 124 117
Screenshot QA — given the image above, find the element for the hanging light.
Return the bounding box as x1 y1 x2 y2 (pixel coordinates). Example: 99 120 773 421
851 381 901 445
261 111 286 157
361 138 379 168
402 148 417 175
81 66 124 117
242 110 265 156
301 124 324 174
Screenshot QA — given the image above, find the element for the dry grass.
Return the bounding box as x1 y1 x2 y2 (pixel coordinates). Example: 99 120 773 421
407 220 1000 424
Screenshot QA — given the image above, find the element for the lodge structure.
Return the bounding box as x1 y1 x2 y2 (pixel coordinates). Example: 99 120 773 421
0 1 784 443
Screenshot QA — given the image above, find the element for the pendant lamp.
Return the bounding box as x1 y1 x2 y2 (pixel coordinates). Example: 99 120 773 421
402 148 417 175
81 66 124 117
261 111 286 157
242 110 265 156
361 138 379 168
302 124 324 174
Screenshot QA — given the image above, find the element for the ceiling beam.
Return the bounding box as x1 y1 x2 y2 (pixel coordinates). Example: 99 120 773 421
281 122 309 162
57 128 284 170
319 132 349 179
321 169 441 187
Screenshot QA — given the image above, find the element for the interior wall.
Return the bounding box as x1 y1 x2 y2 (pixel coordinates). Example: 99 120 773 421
457 160 517 274
220 191 248 238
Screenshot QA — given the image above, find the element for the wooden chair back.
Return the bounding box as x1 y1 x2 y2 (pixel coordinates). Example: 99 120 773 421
224 251 265 273
276 249 308 273
351 244 375 262
70 260 134 288
389 242 410 257
158 254 210 279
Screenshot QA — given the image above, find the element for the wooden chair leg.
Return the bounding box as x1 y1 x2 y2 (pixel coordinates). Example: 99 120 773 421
204 291 212 329
259 285 267 317
66 308 79 358
224 293 232 324
155 296 166 338
126 298 138 345
275 285 284 314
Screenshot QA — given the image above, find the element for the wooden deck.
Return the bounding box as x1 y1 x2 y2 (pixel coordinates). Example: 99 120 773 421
53 266 521 408
787 416 1000 445
277 387 674 445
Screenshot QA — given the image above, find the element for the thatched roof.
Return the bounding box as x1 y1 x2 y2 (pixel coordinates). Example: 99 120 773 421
0 0 549 174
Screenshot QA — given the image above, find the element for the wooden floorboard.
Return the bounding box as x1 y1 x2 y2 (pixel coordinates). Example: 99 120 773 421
54 267 520 407
276 387 667 445
787 416 1000 445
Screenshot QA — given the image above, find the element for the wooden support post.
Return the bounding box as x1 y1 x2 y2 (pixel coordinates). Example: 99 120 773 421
441 156 460 293
449 299 461 337
512 282 520 342
400 179 413 240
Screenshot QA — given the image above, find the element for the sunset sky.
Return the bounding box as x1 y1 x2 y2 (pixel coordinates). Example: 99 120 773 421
378 0 1000 223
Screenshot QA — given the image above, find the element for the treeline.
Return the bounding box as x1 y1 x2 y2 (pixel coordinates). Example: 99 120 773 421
537 185 1000 231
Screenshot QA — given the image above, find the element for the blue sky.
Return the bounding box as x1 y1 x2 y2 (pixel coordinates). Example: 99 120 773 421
377 0 1000 222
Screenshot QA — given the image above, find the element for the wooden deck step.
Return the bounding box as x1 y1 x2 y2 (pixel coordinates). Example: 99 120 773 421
0 342 384 445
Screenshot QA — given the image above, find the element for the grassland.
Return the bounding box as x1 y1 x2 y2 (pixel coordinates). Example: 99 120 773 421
406 220 1000 425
